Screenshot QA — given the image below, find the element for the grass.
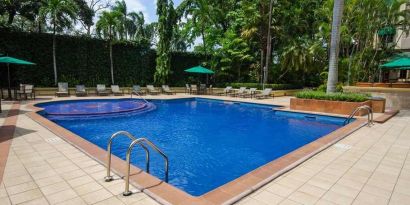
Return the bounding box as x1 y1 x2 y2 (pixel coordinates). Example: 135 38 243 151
296 90 369 102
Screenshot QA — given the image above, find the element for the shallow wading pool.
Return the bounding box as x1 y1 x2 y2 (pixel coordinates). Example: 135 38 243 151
36 98 348 196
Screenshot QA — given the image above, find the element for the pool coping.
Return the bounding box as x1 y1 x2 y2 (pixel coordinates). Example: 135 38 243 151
25 99 367 205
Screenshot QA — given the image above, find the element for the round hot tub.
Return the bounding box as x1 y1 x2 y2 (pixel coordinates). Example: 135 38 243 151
36 99 156 119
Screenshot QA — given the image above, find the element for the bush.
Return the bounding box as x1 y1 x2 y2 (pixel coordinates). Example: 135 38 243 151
229 83 302 90
317 83 344 92
295 90 369 102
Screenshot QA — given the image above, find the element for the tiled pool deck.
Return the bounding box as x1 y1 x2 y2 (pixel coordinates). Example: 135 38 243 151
0 94 409 205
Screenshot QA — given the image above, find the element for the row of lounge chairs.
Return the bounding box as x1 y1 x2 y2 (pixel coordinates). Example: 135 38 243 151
55 83 176 97
215 86 273 99
55 83 273 99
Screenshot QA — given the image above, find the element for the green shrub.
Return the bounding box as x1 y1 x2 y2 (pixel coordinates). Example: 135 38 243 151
316 83 344 92
229 83 302 90
295 91 369 102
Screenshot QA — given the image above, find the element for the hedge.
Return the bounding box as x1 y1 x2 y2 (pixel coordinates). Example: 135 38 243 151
295 91 369 102
229 83 302 90
0 30 205 87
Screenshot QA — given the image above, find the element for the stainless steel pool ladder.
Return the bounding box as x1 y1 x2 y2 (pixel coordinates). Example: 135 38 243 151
130 91 149 104
344 105 373 126
104 131 169 196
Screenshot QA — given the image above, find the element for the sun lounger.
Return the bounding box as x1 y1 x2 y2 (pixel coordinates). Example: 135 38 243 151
111 85 124 96
229 87 246 97
96 84 109 96
56 82 69 97
17 84 35 100
185 84 191 94
131 85 146 97
147 85 160 95
216 86 232 96
239 88 257 98
190 84 198 94
255 88 272 99
162 85 175 95
75 85 87 96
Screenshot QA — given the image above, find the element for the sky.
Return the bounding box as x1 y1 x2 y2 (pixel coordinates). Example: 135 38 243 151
122 0 184 23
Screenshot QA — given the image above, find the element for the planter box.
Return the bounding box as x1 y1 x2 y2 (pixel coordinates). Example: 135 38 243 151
290 98 371 116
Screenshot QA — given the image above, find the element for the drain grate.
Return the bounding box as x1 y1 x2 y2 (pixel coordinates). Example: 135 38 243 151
333 143 352 150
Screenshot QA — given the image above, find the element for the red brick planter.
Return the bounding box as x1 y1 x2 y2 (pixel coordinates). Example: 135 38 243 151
290 98 371 116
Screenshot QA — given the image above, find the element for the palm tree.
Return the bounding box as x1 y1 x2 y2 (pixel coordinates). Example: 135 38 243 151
40 0 77 85
96 10 121 84
326 0 345 93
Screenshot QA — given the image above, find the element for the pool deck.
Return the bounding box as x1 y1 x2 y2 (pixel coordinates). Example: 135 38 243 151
0 94 409 205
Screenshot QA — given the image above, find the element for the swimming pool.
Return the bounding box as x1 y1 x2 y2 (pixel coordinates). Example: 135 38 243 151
37 98 347 196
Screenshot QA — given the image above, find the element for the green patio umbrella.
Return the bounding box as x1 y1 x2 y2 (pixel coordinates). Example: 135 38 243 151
380 57 410 70
184 65 214 85
184 65 215 74
0 56 36 112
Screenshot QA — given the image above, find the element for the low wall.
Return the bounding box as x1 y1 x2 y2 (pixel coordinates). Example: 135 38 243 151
344 86 410 110
290 98 371 116
0 87 302 98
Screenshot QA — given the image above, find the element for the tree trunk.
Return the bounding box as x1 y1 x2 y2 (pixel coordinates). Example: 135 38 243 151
7 10 16 25
264 0 274 87
53 16 58 85
326 0 345 93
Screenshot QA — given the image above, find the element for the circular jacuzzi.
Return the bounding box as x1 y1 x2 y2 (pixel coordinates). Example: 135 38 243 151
36 99 156 119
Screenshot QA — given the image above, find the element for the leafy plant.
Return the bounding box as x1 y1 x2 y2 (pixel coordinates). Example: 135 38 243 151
230 83 302 90
296 90 369 102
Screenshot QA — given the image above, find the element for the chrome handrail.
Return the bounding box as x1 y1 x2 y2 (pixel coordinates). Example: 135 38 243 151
105 131 150 182
344 105 373 126
123 138 169 196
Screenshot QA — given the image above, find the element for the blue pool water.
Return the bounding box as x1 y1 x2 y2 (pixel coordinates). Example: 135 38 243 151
37 98 346 196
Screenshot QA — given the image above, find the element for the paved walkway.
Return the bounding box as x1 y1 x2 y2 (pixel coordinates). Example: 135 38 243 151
0 95 408 205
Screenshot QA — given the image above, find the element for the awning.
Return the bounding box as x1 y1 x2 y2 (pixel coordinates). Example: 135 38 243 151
378 26 396 36
380 57 410 70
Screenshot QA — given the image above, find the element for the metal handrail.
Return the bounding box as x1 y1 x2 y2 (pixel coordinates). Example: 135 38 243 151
344 105 373 126
105 131 150 182
123 138 169 196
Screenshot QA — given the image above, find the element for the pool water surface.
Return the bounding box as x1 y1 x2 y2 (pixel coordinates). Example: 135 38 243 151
37 98 345 196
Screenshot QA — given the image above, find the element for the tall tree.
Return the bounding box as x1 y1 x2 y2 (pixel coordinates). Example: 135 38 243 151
39 0 77 85
326 0 344 93
96 10 121 84
155 0 176 84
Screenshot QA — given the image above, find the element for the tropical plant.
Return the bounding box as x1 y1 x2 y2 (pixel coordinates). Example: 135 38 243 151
39 0 78 85
155 0 176 84
96 10 121 84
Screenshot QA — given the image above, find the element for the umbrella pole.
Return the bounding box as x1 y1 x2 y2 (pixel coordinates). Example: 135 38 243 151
7 64 12 100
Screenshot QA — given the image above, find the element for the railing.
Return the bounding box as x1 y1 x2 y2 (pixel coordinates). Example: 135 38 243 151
123 137 169 196
104 131 150 182
344 105 373 126
130 90 149 104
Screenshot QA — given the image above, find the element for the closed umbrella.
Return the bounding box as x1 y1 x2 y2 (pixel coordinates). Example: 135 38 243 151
0 56 36 112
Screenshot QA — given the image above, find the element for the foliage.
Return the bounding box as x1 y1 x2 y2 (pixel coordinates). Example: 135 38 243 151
155 0 176 84
229 83 302 90
0 30 205 87
295 90 369 102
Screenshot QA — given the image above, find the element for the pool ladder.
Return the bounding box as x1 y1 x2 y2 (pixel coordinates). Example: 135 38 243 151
344 105 373 126
104 131 169 196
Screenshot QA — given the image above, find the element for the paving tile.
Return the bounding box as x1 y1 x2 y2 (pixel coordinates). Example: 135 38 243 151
265 183 295 197
279 199 301 205
40 181 71 195
117 191 148 205
251 191 284 205
389 192 410 205
288 191 319 205
35 175 65 187
321 191 354 205
46 189 78 204
72 181 103 196
0 196 11 205
9 188 43 204
55 197 86 205
5 181 38 195
129 197 160 205
19 197 50 205
352 192 389 205
94 196 126 205
80 188 113 204
66 175 94 187
3 174 32 187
